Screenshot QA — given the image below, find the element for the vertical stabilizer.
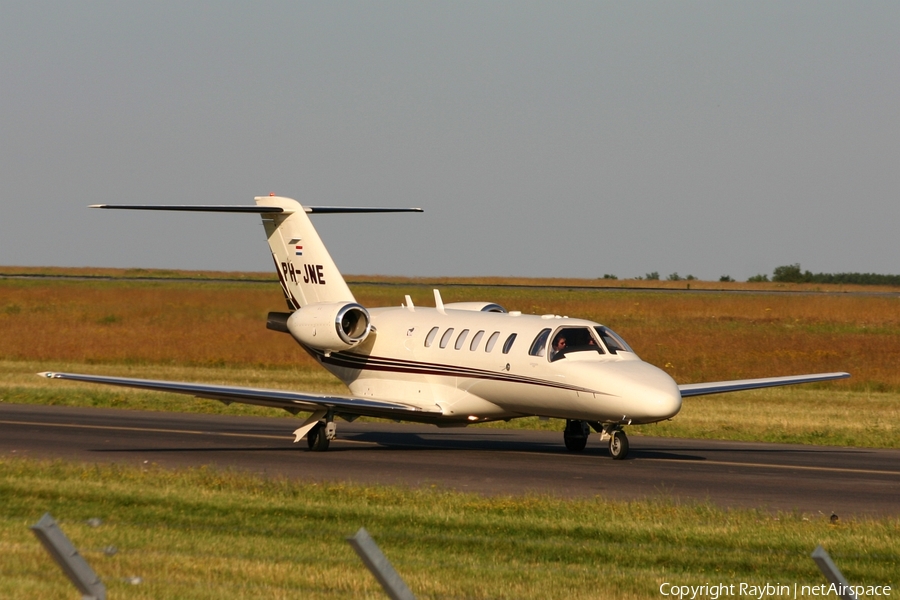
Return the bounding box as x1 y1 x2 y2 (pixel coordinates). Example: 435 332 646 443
255 196 356 309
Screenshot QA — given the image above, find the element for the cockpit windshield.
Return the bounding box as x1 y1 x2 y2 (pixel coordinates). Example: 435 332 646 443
549 327 605 361
594 326 636 355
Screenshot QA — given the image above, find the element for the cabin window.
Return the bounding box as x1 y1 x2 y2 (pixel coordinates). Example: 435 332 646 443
455 329 469 350
469 330 485 351
529 328 552 357
439 328 455 349
424 326 439 347
502 333 517 354
594 326 635 355
485 331 501 352
550 327 605 361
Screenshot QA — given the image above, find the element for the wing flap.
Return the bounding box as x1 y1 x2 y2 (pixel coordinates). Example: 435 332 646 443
678 372 850 398
38 372 442 421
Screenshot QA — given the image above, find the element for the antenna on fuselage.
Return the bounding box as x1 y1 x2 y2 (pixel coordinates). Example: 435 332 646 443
433 289 445 315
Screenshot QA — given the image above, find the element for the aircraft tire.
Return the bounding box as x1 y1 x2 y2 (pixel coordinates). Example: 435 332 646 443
307 422 331 452
608 430 629 460
563 419 589 452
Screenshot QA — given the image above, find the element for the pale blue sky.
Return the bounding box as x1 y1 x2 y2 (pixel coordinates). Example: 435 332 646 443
2 2 897 280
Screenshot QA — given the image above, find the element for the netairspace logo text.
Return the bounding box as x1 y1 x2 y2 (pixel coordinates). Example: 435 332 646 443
660 582 893 600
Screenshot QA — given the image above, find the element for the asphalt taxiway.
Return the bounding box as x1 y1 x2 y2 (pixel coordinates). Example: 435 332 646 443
2 403 898 516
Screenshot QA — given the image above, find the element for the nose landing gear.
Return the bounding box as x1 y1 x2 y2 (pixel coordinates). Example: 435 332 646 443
607 429 629 460
561 420 630 459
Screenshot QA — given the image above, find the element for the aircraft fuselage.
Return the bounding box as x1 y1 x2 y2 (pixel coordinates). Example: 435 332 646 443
309 305 683 427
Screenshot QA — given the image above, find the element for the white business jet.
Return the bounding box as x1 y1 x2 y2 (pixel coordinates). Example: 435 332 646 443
41 196 849 459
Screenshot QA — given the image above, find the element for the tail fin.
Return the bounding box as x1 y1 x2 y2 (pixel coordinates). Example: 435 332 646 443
256 196 355 309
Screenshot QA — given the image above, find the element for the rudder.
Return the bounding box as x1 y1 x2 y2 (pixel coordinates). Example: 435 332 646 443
255 196 356 309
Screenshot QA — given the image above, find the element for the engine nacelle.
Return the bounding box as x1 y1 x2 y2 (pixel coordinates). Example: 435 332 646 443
442 302 507 313
286 302 371 352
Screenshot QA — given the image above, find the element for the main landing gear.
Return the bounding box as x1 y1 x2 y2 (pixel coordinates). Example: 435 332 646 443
562 419 630 460
563 419 590 452
303 415 337 452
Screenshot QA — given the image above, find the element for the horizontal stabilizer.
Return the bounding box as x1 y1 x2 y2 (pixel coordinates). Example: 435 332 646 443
678 372 850 398
304 206 423 213
90 204 285 213
90 204 422 214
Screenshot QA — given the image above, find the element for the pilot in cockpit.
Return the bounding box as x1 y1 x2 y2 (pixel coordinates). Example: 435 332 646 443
550 334 567 361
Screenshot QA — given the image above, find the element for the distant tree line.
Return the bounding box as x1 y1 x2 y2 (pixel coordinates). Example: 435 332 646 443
629 271 697 281
754 264 900 286
602 264 898 286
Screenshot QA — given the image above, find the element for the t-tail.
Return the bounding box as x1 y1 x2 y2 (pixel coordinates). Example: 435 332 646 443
90 196 422 352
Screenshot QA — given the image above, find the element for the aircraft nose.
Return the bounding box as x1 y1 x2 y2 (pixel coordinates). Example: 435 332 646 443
646 379 682 420
601 361 682 422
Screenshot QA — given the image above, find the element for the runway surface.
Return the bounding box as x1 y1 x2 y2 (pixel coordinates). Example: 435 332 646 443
2 403 898 517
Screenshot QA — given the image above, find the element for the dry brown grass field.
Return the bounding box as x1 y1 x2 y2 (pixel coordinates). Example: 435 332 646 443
2 270 898 446
2 274 897 388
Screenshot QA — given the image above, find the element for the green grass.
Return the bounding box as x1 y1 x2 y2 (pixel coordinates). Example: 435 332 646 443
1 458 897 599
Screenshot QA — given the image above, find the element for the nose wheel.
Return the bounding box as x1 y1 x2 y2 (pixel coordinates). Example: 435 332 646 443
608 430 629 460
563 420 631 459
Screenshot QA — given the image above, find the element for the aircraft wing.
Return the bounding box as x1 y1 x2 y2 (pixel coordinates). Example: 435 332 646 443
678 372 850 398
38 372 442 421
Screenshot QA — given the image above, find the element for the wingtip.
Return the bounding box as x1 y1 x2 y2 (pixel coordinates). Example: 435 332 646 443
824 372 851 379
